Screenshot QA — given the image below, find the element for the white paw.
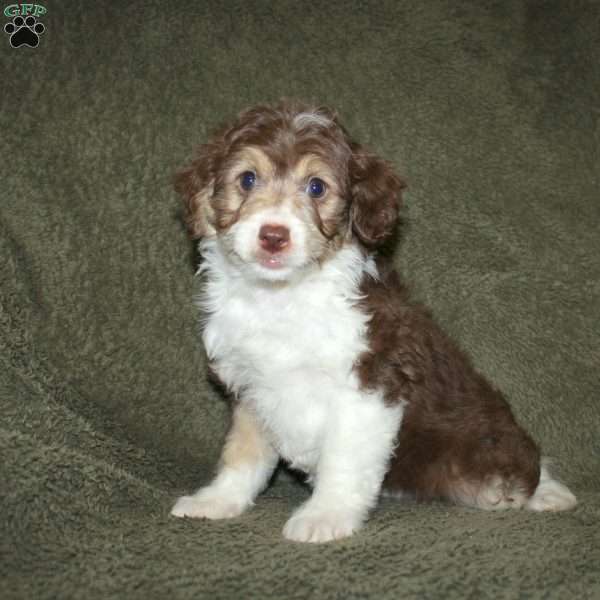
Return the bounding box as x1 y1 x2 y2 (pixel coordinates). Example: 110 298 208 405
526 463 577 512
526 480 577 512
283 505 362 543
476 476 527 510
171 491 247 520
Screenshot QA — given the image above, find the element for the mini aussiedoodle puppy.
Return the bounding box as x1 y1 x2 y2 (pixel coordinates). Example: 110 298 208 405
171 101 576 543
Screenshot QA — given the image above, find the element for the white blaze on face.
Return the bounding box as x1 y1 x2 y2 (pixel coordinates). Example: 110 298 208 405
229 203 316 282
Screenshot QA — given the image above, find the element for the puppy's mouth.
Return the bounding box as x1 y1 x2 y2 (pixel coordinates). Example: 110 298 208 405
251 248 312 281
258 253 287 270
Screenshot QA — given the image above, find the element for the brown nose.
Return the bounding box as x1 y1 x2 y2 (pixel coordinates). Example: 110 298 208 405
259 224 290 254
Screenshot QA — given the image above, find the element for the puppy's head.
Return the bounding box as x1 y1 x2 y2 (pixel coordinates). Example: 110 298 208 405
175 101 405 281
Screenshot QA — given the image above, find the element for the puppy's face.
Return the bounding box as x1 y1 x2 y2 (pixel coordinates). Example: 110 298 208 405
175 103 405 281
208 124 351 282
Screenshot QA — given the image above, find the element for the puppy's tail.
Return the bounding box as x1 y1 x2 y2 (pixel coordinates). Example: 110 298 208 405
526 458 577 512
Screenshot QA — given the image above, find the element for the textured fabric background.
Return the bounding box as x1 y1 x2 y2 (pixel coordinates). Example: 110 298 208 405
1 1 599 598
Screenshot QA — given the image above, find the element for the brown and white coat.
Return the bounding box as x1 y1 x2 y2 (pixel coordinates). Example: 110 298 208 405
171 101 576 543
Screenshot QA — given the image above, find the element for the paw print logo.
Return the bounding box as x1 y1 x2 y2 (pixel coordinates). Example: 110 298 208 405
4 15 45 48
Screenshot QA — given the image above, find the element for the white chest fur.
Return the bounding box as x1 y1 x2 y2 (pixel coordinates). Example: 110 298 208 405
197 240 378 471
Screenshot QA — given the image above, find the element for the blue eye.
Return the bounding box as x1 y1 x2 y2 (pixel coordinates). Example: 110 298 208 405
307 177 326 199
240 171 256 191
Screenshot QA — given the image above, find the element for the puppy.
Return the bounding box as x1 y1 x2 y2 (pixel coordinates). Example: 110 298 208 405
171 101 576 543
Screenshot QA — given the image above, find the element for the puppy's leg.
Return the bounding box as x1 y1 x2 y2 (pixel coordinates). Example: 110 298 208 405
443 440 576 512
453 462 577 512
283 394 404 543
171 403 278 519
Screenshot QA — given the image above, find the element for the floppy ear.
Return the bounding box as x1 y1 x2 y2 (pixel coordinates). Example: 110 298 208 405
174 140 222 239
349 143 406 247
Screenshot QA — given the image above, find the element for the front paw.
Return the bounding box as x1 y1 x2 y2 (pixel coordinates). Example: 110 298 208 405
171 490 247 520
283 504 363 543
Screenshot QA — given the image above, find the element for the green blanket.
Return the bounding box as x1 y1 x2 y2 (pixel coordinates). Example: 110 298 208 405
2 2 599 598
